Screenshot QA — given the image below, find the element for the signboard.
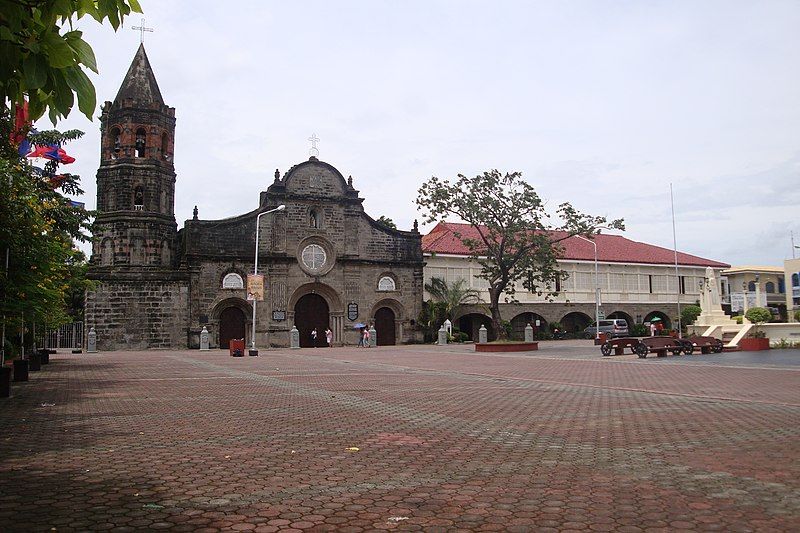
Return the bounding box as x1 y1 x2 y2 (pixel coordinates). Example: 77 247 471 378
246 274 264 301
347 302 359 321
597 308 605 320
730 292 766 313
272 310 286 322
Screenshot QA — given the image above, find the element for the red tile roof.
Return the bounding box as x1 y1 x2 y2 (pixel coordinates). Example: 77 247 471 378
422 222 729 268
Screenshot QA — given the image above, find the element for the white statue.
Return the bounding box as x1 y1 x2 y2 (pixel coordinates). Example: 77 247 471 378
706 267 721 307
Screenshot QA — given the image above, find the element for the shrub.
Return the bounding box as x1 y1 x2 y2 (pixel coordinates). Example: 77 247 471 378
630 323 648 337
794 310 800 322
745 307 772 338
681 305 702 326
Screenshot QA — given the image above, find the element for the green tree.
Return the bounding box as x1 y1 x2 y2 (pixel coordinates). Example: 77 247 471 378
417 170 624 339
745 307 772 338
0 0 142 122
424 277 482 320
376 216 396 229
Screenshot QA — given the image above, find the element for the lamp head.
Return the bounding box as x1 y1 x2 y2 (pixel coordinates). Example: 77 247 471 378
276 204 286 211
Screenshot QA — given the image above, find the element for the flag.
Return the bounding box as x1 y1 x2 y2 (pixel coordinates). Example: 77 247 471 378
27 144 76 164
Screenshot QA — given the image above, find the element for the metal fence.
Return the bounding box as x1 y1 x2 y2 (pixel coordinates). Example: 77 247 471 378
39 321 84 350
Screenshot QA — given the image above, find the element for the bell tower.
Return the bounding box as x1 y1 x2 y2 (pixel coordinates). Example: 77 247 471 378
92 43 177 268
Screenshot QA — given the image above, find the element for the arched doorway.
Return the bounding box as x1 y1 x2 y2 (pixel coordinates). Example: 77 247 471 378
644 311 671 330
458 313 495 341
560 312 592 334
510 312 547 340
607 311 633 328
219 307 246 349
294 293 330 347
375 307 396 345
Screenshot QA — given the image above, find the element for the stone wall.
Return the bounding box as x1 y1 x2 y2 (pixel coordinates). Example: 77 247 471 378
85 278 189 350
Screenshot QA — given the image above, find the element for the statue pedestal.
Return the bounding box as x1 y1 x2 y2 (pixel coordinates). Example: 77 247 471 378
694 310 738 327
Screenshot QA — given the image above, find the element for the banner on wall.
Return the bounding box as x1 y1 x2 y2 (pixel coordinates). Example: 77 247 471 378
247 274 264 301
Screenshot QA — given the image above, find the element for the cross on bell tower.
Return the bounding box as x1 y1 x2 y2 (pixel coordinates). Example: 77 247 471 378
132 18 154 43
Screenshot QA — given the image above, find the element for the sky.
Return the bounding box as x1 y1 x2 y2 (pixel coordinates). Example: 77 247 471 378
49 0 800 266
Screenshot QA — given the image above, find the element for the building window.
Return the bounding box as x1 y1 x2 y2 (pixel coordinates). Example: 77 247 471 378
679 276 687 294
554 273 561 293
778 277 785 293
135 128 146 157
747 281 756 292
161 133 169 160
765 281 775 294
301 244 326 271
793 273 800 287
111 127 121 159
222 273 244 289
133 186 144 210
378 276 396 291
648 275 653 294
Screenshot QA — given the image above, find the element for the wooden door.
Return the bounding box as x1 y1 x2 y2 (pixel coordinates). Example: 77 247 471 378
375 307 396 346
294 293 329 347
219 307 245 349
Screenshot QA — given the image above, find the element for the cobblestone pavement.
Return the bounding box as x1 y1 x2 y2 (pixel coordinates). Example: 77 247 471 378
2 344 799 532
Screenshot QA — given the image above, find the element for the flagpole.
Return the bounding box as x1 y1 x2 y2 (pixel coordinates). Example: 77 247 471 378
671 183 682 338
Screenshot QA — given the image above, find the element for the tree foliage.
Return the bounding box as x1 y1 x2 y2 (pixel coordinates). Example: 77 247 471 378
0 0 142 122
680 304 702 326
424 277 482 320
416 170 624 338
745 307 772 338
0 115 92 356
376 216 396 229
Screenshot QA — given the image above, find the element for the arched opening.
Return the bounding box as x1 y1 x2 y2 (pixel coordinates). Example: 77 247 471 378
644 311 672 330
457 313 495 342
765 281 775 294
747 281 756 292
607 311 633 328
129 237 145 265
111 127 121 159
377 276 396 291
375 307 396 345
133 186 144 210
294 293 329 347
219 307 246 349
309 209 319 228
135 128 146 157
100 238 114 266
160 240 170 266
560 312 592 334
510 312 547 340
161 132 169 159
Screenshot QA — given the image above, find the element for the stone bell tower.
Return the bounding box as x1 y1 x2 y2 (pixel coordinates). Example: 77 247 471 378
86 44 189 350
92 43 177 268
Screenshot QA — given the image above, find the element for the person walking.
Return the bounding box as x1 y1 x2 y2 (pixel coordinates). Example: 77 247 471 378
363 326 371 348
311 328 318 346
325 328 333 347
357 328 364 348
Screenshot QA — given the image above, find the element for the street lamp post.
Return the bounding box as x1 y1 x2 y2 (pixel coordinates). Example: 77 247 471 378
251 204 286 353
574 235 600 341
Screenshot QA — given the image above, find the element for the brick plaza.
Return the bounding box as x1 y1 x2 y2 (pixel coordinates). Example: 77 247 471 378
1 343 799 532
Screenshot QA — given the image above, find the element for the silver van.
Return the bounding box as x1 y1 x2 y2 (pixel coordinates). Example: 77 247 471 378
583 319 629 338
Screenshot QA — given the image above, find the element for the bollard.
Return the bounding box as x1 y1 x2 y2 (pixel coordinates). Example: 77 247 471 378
290 326 300 349
438 325 448 345
524 323 534 342
13 359 29 382
479 325 488 344
369 325 377 347
200 326 210 351
87 327 97 353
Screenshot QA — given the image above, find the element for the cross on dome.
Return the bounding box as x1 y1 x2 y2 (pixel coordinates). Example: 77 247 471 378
308 133 320 158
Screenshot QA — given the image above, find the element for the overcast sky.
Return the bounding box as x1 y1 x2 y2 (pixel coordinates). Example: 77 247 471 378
50 0 800 266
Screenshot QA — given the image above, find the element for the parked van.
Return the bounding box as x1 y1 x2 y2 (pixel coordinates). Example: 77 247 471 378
583 319 630 338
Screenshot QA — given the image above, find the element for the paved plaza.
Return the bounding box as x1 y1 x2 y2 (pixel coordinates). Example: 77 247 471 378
1 342 799 532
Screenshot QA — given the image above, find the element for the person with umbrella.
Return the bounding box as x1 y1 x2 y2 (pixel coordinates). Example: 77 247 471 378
354 323 366 347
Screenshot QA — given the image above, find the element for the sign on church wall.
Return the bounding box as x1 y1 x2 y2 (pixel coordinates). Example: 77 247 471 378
347 302 359 321
247 274 264 301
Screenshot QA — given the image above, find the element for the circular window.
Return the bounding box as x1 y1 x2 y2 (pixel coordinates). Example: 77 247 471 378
301 244 326 271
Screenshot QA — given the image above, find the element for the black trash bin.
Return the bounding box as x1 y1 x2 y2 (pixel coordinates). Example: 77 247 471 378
28 352 41 371
13 359 29 382
38 349 50 365
0 366 11 398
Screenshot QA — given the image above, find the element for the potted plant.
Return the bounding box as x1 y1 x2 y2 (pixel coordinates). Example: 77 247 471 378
740 307 772 351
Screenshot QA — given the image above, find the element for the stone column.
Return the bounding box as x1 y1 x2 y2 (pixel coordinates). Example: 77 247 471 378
479 325 488 344
290 326 300 349
524 323 534 342
87 327 97 353
200 326 209 351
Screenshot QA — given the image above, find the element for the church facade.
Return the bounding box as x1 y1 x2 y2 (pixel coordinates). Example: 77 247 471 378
86 45 424 350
